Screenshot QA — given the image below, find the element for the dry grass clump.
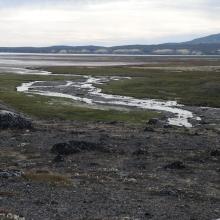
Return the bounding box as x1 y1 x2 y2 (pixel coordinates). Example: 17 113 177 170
23 170 72 186
0 191 17 197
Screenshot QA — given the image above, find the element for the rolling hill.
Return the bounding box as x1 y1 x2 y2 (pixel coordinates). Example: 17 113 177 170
185 33 220 44
0 33 220 55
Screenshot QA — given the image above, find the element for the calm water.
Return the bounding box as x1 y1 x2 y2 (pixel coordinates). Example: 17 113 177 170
0 53 219 67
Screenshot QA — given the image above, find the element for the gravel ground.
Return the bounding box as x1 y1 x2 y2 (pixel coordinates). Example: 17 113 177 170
0 104 220 220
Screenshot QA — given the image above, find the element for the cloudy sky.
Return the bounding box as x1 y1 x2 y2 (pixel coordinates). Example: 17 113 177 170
0 0 219 46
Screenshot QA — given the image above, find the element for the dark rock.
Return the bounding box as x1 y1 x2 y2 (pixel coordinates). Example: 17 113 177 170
145 118 166 130
164 124 173 129
158 189 178 197
164 161 186 170
53 154 64 163
200 120 209 125
89 162 100 166
51 140 111 155
51 200 59 205
133 148 148 156
0 169 23 178
34 200 46 206
51 142 79 155
144 212 153 218
108 121 117 125
0 212 25 220
148 118 160 125
144 127 155 132
147 118 159 125
99 134 109 143
148 117 170 129
135 162 146 170
0 110 32 129
210 150 220 157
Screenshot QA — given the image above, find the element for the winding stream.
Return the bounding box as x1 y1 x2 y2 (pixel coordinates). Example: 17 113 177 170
15 68 201 127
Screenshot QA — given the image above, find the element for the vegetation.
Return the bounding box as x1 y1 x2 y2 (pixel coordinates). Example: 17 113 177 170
1 64 219 124
100 71 220 107
46 66 220 107
0 73 158 124
23 171 72 186
45 66 158 77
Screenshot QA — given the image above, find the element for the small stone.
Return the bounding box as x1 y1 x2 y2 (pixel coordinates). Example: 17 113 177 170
164 161 186 170
53 154 64 163
164 124 173 129
125 178 137 183
133 148 148 156
210 150 220 157
144 127 155 132
51 140 109 155
147 118 159 125
144 212 153 218
0 169 23 178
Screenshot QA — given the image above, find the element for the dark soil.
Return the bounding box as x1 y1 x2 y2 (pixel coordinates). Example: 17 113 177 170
0 105 220 220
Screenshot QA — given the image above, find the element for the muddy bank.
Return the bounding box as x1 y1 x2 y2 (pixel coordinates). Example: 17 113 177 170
16 74 201 128
0 104 219 220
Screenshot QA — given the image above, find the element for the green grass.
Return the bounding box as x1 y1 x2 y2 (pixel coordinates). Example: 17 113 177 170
45 66 220 107
45 66 166 77
0 73 79 90
0 73 158 124
2 63 219 123
100 71 220 107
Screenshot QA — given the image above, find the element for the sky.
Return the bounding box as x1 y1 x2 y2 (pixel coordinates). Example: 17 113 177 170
0 0 219 47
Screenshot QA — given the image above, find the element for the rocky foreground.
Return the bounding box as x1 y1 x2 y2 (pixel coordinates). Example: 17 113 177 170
0 105 220 220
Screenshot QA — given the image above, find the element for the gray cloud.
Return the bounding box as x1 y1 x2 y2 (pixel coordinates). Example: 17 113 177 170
0 0 219 46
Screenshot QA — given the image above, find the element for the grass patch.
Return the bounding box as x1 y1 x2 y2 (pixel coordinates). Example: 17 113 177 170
0 73 79 90
98 70 220 107
0 73 158 124
45 66 220 107
23 171 72 186
0 191 18 197
45 66 166 77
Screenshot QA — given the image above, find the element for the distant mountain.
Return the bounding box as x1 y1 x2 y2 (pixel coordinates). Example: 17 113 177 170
185 33 220 44
0 33 220 55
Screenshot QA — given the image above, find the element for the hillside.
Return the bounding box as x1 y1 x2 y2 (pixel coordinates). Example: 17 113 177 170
0 33 220 55
185 33 220 44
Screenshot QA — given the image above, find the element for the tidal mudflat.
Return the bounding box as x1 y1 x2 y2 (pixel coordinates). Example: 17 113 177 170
0 54 220 220
17 74 198 127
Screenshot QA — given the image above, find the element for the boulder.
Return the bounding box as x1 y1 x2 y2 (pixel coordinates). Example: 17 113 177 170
0 212 25 220
163 124 173 129
51 140 111 155
147 118 167 129
53 154 65 163
164 161 186 170
210 150 220 157
0 110 32 129
51 143 77 155
147 118 160 125
133 148 148 156
0 169 23 178
144 127 155 132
